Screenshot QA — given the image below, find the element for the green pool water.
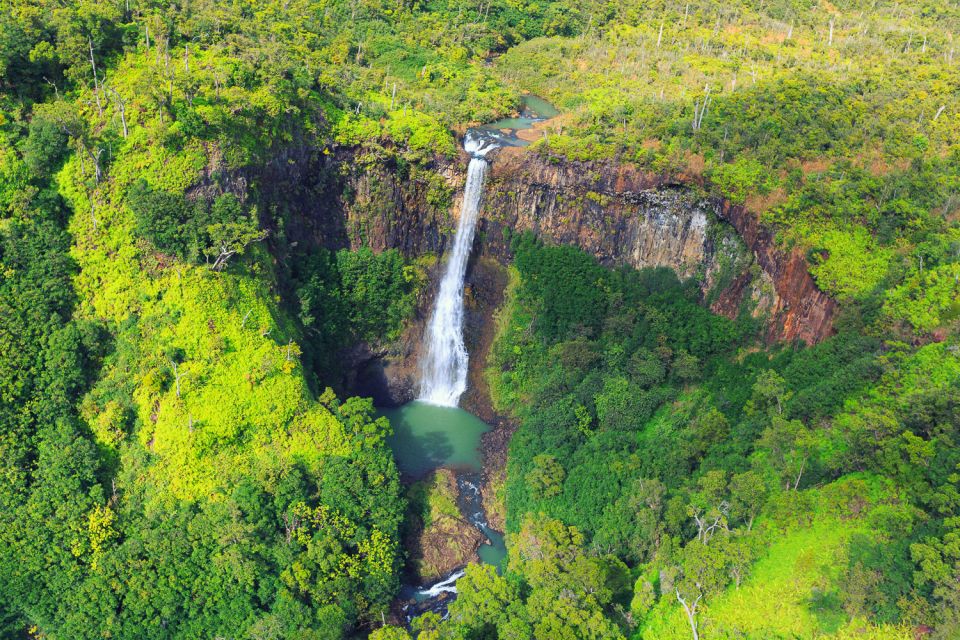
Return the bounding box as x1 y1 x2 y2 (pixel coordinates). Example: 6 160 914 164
382 401 491 478
520 94 560 119
478 527 507 568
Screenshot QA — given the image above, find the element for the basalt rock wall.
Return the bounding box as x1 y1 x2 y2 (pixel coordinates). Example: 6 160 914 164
297 144 834 398
278 148 463 258
717 199 836 344
477 147 835 344
479 147 729 282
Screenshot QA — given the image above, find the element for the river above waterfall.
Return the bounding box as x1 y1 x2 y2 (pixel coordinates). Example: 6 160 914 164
474 94 559 146
482 94 559 131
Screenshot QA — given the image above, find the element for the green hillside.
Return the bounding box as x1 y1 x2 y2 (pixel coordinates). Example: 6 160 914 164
1 0 958 638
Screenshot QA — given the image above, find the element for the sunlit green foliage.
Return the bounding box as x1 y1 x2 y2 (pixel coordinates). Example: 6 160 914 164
0 0 430 634
3 0 960 637
469 234 960 637
127 181 263 266
493 2 960 337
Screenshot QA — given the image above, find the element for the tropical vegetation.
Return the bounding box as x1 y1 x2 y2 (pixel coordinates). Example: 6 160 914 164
1 0 958 638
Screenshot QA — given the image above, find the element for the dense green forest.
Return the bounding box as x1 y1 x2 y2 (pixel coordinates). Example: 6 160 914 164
1 0 958 638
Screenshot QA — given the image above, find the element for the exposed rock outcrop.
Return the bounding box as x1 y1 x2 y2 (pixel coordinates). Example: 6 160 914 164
280 149 462 258
479 148 737 287
298 145 834 358
717 200 837 345
478 148 834 344
404 469 483 584
338 155 462 256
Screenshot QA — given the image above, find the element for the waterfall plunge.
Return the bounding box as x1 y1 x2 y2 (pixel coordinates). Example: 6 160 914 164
418 133 497 406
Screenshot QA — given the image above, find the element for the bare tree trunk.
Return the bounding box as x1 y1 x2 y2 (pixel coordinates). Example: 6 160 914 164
168 359 186 398
92 147 103 183
89 37 103 116
43 76 60 98
211 246 238 271
793 458 806 490
70 136 102 184
676 590 701 640
105 86 128 138
693 85 711 131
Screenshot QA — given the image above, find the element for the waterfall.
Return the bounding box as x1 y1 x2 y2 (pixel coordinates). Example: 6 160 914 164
418 132 497 406
416 569 466 598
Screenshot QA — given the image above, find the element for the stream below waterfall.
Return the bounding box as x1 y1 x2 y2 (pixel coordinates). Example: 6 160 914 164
381 96 556 622
381 401 508 619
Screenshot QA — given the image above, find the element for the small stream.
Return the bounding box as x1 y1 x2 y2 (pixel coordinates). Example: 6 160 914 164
384 401 506 569
481 94 559 134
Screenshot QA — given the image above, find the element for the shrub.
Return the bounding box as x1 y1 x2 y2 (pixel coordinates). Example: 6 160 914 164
127 180 260 265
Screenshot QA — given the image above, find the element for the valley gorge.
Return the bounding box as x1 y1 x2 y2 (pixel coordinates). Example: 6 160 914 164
284 142 838 408
280 137 844 600
7 3 958 637
189 124 848 602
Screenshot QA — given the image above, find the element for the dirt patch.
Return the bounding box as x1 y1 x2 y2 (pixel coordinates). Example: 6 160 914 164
799 157 832 173
514 120 549 144
745 186 787 213
683 152 706 180
866 154 910 176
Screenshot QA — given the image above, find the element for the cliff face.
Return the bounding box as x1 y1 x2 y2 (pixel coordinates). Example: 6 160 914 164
299 145 834 368
717 200 837 345
280 149 461 258
477 148 835 345
480 148 735 285
337 155 462 256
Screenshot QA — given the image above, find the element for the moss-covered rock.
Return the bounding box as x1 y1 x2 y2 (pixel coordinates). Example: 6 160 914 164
404 469 483 583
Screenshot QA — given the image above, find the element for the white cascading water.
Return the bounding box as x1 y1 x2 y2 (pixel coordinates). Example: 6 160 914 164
416 569 466 598
418 133 497 406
